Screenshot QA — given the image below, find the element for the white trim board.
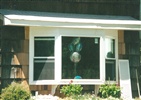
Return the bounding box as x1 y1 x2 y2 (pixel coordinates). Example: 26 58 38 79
119 60 132 99
1 9 141 30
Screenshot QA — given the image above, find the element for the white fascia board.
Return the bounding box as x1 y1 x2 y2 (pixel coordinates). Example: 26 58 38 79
3 15 141 30
4 17 11 25
5 15 141 25
8 19 141 30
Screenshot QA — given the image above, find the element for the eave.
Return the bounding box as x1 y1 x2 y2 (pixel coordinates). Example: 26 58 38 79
0 9 141 30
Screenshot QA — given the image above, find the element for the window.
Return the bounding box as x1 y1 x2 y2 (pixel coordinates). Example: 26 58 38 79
33 37 55 80
106 60 116 81
29 27 118 85
105 38 115 58
62 37 100 79
105 38 116 81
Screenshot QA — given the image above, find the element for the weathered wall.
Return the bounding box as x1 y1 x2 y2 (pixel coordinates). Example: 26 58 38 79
0 0 141 97
118 30 140 97
0 1 139 19
0 26 25 88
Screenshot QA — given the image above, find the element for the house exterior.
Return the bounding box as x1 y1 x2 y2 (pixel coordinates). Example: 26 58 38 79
0 0 141 98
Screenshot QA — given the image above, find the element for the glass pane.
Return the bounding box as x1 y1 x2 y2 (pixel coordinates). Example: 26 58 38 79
34 58 54 80
34 37 54 57
106 60 116 81
105 38 115 58
62 37 100 79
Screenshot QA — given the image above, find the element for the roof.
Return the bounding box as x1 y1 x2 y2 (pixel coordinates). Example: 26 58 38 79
0 9 141 30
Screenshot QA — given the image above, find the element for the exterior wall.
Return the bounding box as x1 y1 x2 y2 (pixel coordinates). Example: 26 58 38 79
0 24 140 97
0 0 141 97
0 1 139 19
20 27 29 90
0 26 25 88
118 30 125 59
118 30 140 97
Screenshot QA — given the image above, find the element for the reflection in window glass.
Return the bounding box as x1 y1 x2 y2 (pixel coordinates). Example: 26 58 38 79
34 37 54 57
105 38 115 58
62 37 100 79
34 37 55 80
106 60 116 81
34 58 54 80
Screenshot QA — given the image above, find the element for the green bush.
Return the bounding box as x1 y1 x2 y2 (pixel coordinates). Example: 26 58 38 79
98 83 121 98
1 82 31 100
60 83 83 97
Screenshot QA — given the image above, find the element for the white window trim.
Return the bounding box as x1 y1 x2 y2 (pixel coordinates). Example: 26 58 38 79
105 35 118 83
59 35 105 85
29 30 58 85
29 27 118 85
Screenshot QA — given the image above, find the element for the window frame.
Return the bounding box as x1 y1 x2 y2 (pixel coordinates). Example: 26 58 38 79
29 31 59 85
105 36 118 83
58 31 106 84
29 28 118 85
60 35 104 84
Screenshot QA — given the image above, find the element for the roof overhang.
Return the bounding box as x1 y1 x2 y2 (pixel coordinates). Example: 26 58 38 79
0 9 141 30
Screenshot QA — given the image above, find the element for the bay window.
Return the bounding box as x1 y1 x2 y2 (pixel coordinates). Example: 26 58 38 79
29 28 118 85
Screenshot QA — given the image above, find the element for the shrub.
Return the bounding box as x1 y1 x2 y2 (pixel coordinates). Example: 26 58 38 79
60 80 83 97
98 83 121 98
1 82 31 100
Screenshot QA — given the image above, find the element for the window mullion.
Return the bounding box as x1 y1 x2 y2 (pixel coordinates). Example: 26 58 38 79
55 35 62 82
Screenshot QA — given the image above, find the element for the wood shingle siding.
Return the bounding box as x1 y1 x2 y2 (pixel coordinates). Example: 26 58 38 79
0 0 141 98
0 1 139 19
